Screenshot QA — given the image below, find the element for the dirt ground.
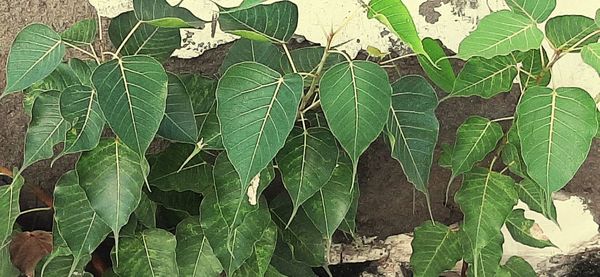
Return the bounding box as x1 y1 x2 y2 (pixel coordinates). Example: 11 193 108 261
1 0 600 274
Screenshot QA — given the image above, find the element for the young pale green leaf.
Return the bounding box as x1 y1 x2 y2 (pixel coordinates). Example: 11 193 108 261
38 247 91 277
134 192 157 228
0 174 24 246
280 46 345 76
464 233 504 277
582 43 600 74
76 139 148 254
61 19 97 46
338 185 359 236
92 55 168 156
546 15 600 52
418 38 456 92
517 87 597 194
23 90 69 169
4 24 65 95
200 153 275 275
505 0 555 23
133 0 204 28
506 209 555 248
53 170 111 275
113 229 178 277
69 58 97 86
367 0 425 55
320 60 392 164
518 178 558 224
502 256 537 277
458 10 544 60
175 217 223 277
217 62 302 187
158 73 198 144
302 152 354 239
219 39 283 75
277 127 339 220
146 187 201 216
455 168 518 253
519 48 551 88
451 55 518 98
231 220 277 277
270 242 316 277
147 143 213 193
179 74 222 149
58 84 104 157
219 1 298 43
109 11 181 63
451 116 504 177
386 75 439 194
410 222 462 277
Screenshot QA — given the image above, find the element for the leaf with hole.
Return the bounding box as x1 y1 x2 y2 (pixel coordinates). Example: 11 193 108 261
505 0 555 23
582 43 600 74
92 55 168 156
451 55 518 98
112 229 178 276
320 60 392 164
176 217 223 277
158 73 198 144
506 209 555 248
451 116 503 178
546 15 600 52
367 0 425 55
219 38 284 75
61 19 97 46
147 143 213 193
418 38 456 92
217 61 302 187
410 222 462 277
133 0 204 28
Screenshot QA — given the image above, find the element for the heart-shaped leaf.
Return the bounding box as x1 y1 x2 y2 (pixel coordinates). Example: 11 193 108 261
505 0 555 23
37 247 91 277
386 75 439 194
546 15 600 52
175 217 223 277
92 55 168 156
147 143 213 193
367 0 425 55
501 256 537 277
219 39 283 75
158 73 198 144
517 178 558 224
133 0 204 28
411 222 462 277
451 55 518 98
320 60 392 164
519 48 551 88
451 116 504 177
270 242 316 277
418 38 456 92
27 63 81 93
4 24 65 95
179 74 222 149
458 10 544 59
217 61 302 187
463 233 504 277
582 43 600 74
61 19 97 46
231 220 277 277
517 87 597 194
113 229 178 276
69 58 97 86
0 173 24 246
506 209 555 248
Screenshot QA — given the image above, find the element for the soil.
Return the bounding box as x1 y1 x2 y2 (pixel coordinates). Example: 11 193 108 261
2 0 600 276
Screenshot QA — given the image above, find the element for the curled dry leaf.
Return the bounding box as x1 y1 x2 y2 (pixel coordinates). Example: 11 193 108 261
9 231 53 277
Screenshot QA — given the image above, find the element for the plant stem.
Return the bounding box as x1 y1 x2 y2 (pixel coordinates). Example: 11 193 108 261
19 207 52 216
115 21 142 56
302 100 321 113
438 94 454 104
379 53 418 65
299 34 334 111
63 41 100 63
566 29 600 52
282 43 298 73
491 116 514 123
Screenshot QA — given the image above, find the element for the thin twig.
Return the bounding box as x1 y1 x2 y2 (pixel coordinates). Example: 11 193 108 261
64 41 100 63
282 43 298 73
19 207 52 216
115 21 142 56
491 116 514 123
379 53 418 65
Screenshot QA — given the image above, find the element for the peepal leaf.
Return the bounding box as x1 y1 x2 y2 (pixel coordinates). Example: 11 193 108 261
320 61 392 164
338 185 359 236
277 127 339 220
92 55 168 155
158 73 198 144
0 174 24 246
582 43 600 74
133 0 204 28
546 15 600 51
516 87 597 194
458 10 544 59
281 46 346 75
217 62 302 187
270 242 316 277
147 143 213 193
176 217 223 277
219 1 298 43
451 55 518 98
418 38 456 92
59 84 105 156
506 209 555 248
69 58 97 86
38 247 91 277
519 48 551 88
113 229 178 277
4 23 65 95
518 178 558 224
231 221 277 277
61 19 97 46
179 74 222 149
367 0 425 55
451 116 503 177
219 39 284 75
464 234 504 277
502 256 537 277
410 222 462 277
386 75 439 194
505 0 555 23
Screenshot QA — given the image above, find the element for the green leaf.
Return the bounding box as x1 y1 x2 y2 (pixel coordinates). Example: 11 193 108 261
134 192 157 228
505 0 555 23
519 48 551 88
28 63 81 92
518 178 558 224
58 84 105 156
0 173 24 245
302 152 354 239
451 55 518 98
516 87 598 194
176 217 223 277
281 46 345 76
501 143 527 177
218 1 298 43
200 153 275 275
410 222 462 277
418 38 456 92
113 229 178 277
386 75 439 194
179 74 222 149
232 221 277 277
76 139 148 254
38 247 91 277
597 9 600 26
146 187 201 216
219 39 283 75
53 170 111 274
217 62 302 186
338 185 359 235
61 19 97 46
458 10 544 60
506 209 555 248
270 242 316 277
92 55 168 156
109 11 181 63
464 233 504 277
455 168 518 253
147 143 213 193
367 0 425 55
582 43 600 74
158 73 198 144
133 0 204 28
0 245 19 277
502 256 537 277
69 58 97 86
451 116 504 177
546 15 600 52
4 23 65 95
438 143 452 168
320 60 392 164
277 127 339 220
23 90 69 168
